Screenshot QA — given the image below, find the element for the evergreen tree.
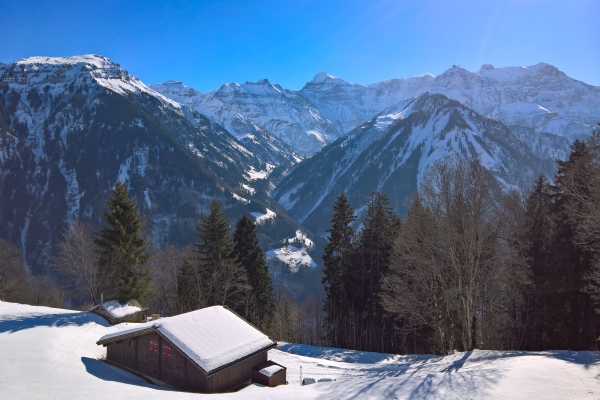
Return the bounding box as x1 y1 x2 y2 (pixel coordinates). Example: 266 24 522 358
233 214 274 330
353 191 401 352
322 191 356 348
551 140 598 349
194 199 249 310
94 181 153 303
520 174 555 350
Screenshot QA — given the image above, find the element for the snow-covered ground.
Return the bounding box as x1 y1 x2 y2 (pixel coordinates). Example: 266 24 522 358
1 301 599 399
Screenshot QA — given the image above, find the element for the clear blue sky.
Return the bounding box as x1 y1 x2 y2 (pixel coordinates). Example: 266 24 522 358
1 0 598 92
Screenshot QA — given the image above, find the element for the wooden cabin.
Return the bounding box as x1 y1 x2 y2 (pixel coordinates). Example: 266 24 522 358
96 306 278 393
89 299 147 325
252 360 287 387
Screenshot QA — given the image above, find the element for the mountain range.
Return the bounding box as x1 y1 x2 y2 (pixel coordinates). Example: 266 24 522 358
1 54 598 280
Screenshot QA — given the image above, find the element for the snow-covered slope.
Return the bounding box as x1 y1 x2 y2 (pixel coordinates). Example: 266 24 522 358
299 72 434 135
151 80 304 168
266 229 316 273
152 78 341 155
273 93 551 236
299 64 600 158
147 80 202 103
1 301 598 399
0 55 300 272
155 62 597 161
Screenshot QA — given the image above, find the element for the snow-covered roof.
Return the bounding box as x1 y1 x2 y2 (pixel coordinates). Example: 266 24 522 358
101 301 143 318
259 364 284 377
97 306 275 373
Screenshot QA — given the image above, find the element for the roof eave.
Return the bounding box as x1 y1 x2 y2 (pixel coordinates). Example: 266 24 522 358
96 325 159 346
204 341 278 376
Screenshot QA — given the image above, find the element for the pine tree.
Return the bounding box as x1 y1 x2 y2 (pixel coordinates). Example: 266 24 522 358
322 191 356 348
94 181 153 303
233 214 274 330
194 199 249 310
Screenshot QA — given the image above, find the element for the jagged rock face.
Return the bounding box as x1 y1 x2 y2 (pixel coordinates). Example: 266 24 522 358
152 78 341 156
272 93 552 238
0 55 298 273
147 80 202 102
299 64 600 158
154 63 598 161
429 63 600 141
298 72 434 135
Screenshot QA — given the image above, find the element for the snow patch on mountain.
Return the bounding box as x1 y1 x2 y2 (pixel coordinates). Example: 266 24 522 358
251 208 276 224
267 246 316 273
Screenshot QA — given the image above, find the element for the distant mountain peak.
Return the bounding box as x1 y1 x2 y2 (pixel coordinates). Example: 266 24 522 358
311 72 339 83
478 64 495 73
16 54 114 68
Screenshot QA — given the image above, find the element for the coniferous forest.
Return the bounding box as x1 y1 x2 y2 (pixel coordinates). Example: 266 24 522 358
1 128 600 354
322 127 600 353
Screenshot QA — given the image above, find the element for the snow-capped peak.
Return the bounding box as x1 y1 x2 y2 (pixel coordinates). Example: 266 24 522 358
16 54 113 69
9 54 182 109
477 64 495 73
163 80 186 86
311 72 339 83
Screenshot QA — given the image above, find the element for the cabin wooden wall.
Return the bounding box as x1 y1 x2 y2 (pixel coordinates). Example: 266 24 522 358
106 333 269 393
207 351 268 393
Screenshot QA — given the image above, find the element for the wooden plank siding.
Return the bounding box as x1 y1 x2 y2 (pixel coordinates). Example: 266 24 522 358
104 330 269 393
207 351 268 393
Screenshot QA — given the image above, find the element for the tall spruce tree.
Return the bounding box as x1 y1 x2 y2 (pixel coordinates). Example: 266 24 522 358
233 214 274 330
95 181 153 303
194 199 249 311
551 140 598 349
520 174 555 350
322 191 356 348
353 191 401 352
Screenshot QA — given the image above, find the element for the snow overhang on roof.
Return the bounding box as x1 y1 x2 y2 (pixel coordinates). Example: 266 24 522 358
97 306 276 373
90 300 143 318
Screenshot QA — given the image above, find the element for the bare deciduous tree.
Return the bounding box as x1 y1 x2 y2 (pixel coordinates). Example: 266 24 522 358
52 222 104 305
382 156 528 353
146 244 186 316
0 239 30 302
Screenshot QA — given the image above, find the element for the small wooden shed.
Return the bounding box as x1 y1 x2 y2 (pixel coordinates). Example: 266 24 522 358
252 360 287 387
96 306 278 393
89 299 147 325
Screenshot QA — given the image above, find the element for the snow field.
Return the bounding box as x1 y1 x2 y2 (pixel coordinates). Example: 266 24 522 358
1 301 599 399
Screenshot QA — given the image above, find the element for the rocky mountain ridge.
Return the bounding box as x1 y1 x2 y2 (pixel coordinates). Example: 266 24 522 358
272 92 554 238
0 55 302 273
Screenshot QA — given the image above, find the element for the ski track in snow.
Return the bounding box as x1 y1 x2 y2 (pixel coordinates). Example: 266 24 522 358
0 301 599 399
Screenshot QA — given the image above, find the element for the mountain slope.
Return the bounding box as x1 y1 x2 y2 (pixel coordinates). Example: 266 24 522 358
155 63 599 162
273 93 552 237
0 55 300 272
151 80 303 170
299 64 600 159
151 79 341 156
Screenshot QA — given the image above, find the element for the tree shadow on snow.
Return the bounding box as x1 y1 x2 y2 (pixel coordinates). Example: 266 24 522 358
81 357 173 391
278 343 431 364
0 311 109 333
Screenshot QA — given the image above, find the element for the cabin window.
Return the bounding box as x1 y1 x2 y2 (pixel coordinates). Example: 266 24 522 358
128 341 132 347
149 340 158 351
163 345 171 357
